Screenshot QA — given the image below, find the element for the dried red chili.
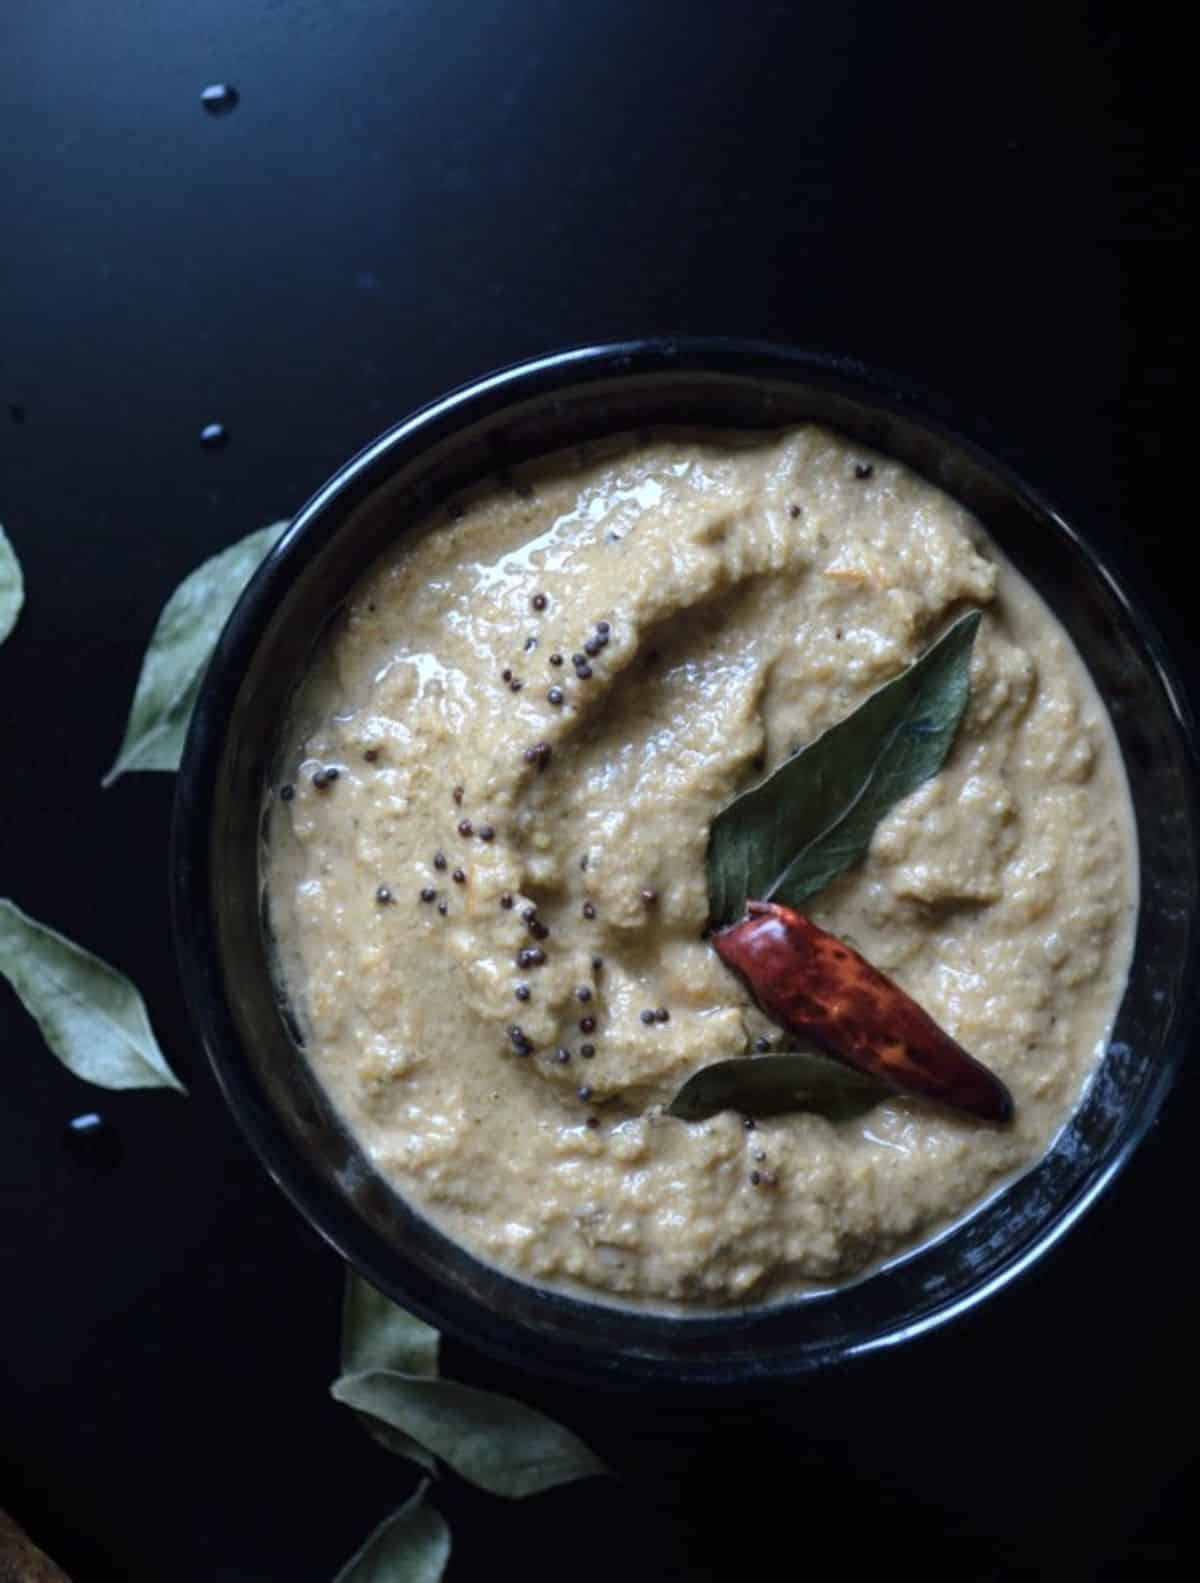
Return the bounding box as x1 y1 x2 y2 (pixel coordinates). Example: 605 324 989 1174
713 900 1012 1123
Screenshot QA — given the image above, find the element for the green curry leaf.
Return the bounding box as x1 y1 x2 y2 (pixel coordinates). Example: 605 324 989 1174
332 1480 450 1583
342 1271 441 1378
667 1049 887 1123
341 1272 440 1469
0 898 185 1092
102 519 288 786
706 609 982 926
331 1369 611 1499
0 523 24 645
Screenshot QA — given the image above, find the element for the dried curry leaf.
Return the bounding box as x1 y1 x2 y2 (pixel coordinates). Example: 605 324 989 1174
0 523 24 645
102 519 289 786
0 898 185 1092
331 1479 450 1583
331 1369 611 1499
667 1049 886 1123
706 609 981 926
341 1271 440 1469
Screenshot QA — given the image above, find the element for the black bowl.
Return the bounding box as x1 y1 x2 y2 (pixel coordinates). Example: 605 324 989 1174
172 339 1199 1392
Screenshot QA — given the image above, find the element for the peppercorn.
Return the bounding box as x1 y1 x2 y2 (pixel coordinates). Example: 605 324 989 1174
453 785 464 804
437 899 448 916
582 901 597 919
788 503 801 519
363 748 379 763
555 1047 571 1064
584 636 601 657
515 984 531 1001
854 463 873 479
750 1170 762 1186
592 955 603 972
596 620 611 635
419 887 436 903
453 868 466 884
655 1007 669 1023
577 1085 593 1101
550 652 564 666
576 986 592 1002
524 636 537 652
571 652 586 668
279 784 294 801
532 592 548 611
518 946 546 968
376 886 392 904
640 1009 656 1025
509 1025 532 1054
500 893 514 909
457 820 473 837
433 852 448 871
641 888 658 906
585 1115 599 1130
510 678 523 692
579 1015 596 1034
524 741 552 770
575 662 593 679
478 824 495 842
580 1043 595 1058
501 668 513 683
548 686 564 707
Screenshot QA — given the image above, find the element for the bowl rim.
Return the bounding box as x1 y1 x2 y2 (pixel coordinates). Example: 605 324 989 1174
171 335 1200 1392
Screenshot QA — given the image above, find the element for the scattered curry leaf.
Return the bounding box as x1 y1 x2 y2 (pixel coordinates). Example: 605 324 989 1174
332 1480 450 1583
332 1369 611 1499
668 1049 886 1123
341 1271 439 1469
706 609 982 926
342 1271 441 1378
102 519 289 786
0 523 23 645
0 898 185 1092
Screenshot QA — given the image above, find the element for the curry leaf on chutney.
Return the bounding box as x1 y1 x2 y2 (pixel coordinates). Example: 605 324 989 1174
706 609 982 926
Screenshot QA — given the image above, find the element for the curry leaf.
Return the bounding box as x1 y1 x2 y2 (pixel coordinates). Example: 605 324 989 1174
332 1480 450 1583
341 1272 440 1469
667 1050 887 1123
0 523 23 645
343 1271 441 1378
0 898 185 1092
331 1369 611 1498
102 519 289 786
706 609 981 926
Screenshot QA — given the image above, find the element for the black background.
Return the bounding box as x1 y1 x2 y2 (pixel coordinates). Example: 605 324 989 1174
1 2 1194 1579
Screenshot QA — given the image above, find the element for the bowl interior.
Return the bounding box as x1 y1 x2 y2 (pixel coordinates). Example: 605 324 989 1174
175 343 1198 1390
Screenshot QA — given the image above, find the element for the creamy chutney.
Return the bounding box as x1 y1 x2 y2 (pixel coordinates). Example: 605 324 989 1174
266 426 1137 1308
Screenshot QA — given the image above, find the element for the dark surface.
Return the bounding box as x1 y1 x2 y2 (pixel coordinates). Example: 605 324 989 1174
0 2 1193 1580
